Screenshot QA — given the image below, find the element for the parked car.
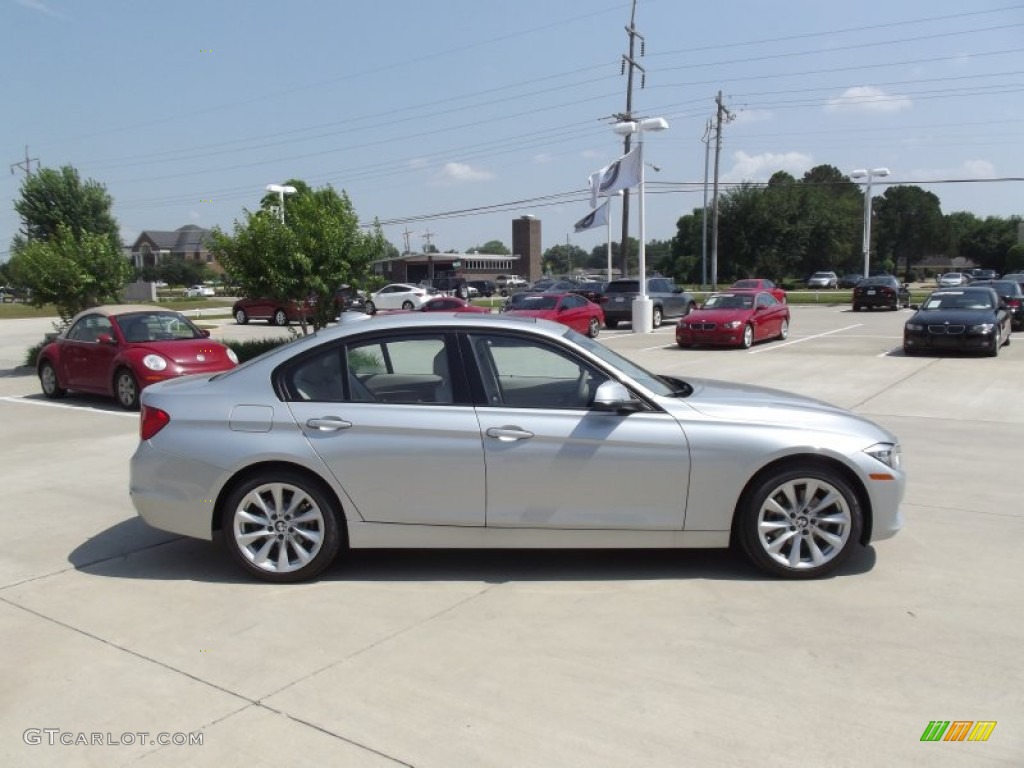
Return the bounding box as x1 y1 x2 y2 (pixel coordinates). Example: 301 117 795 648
969 279 1024 330
130 312 904 582
333 285 367 315
852 276 910 311
503 292 604 337
806 271 838 289
495 275 528 295
937 272 971 288
467 280 496 297
730 278 787 303
37 305 237 410
366 283 435 312
676 291 790 349
233 296 315 326
570 280 607 304
419 296 490 313
903 287 1011 357
421 277 471 299
839 273 864 289
600 277 696 329
185 284 216 297
970 269 999 281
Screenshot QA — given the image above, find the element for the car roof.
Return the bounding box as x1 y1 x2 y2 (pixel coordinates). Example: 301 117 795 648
69 304 174 320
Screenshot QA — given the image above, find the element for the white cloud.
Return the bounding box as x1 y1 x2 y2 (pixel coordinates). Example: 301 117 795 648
431 162 494 186
532 153 552 164
734 108 773 124
188 209 201 221
908 160 996 181
408 158 429 170
14 0 67 19
722 151 814 183
825 86 912 114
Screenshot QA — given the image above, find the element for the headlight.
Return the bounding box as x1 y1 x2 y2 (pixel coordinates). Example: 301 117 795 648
722 320 742 329
969 323 994 333
226 348 239 364
905 323 923 331
864 443 901 470
143 354 167 371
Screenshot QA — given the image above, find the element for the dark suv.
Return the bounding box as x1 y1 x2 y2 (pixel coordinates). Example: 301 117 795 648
600 277 696 329
852 276 910 311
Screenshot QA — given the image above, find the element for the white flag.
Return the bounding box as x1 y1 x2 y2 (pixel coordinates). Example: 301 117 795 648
588 147 641 208
574 200 610 233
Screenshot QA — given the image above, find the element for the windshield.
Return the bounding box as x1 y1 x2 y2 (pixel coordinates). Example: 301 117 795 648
514 295 558 310
116 312 205 341
703 293 754 309
922 292 994 310
564 327 677 397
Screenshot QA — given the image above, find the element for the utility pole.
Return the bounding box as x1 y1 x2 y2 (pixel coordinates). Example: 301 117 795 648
710 90 734 289
614 0 644 278
421 229 435 253
401 227 414 255
10 145 39 176
701 118 712 290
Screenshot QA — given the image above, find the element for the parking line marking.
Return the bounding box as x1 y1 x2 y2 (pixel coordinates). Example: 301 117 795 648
0 396 137 417
748 324 863 354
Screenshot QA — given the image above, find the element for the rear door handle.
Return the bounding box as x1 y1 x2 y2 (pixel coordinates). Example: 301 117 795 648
486 426 534 442
305 417 353 432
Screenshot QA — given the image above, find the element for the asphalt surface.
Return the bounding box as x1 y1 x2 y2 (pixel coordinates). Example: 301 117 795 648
1 305 1021 767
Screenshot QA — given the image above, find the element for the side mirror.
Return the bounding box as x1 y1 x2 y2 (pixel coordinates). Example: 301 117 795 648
97 333 116 345
592 380 644 413
202 329 211 338
672 287 683 294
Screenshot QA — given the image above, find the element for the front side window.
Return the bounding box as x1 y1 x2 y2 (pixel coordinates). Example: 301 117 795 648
67 314 113 343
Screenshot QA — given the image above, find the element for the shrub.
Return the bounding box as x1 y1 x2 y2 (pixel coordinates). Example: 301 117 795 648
223 337 292 363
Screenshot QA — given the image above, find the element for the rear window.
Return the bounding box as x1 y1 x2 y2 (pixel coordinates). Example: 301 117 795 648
605 280 639 293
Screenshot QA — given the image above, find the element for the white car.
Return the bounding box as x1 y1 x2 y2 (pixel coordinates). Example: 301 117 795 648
806 271 838 289
937 272 971 288
366 283 433 312
185 284 215 297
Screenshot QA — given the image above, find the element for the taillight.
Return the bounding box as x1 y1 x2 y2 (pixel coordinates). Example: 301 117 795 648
140 405 170 440
1009 299 1021 307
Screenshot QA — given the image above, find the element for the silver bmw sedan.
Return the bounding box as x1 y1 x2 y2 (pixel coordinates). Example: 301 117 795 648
130 313 904 582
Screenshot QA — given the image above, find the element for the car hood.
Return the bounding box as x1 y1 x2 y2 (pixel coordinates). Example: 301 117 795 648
665 378 894 441
907 309 997 324
131 339 234 366
682 308 752 322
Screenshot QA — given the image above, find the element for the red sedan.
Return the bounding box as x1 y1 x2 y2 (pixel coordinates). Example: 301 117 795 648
676 290 790 349
37 305 238 410
730 278 787 303
419 296 491 313
503 292 604 337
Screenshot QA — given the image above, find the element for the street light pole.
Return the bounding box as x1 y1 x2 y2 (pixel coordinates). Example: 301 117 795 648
849 168 890 278
612 116 668 334
265 183 297 224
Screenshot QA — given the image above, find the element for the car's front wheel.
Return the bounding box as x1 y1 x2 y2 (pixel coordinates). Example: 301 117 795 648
778 318 790 340
587 317 601 338
39 361 66 399
736 465 863 578
222 471 343 582
272 309 288 326
114 368 140 410
234 308 248 325
741 323 754 349
364 301 376 314
402 300 415 310
651 306 663 328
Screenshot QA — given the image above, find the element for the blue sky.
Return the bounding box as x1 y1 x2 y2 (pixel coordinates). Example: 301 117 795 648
3 0 1022 260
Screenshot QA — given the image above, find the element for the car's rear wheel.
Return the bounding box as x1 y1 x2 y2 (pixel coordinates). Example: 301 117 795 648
222 471 343 583
114 368 140 411
741 323 754 349
652 306 663 328
234 308 248 325
365 300 376 314
39 361 66 399
605 319 619 329
587 317 600 338
272 308 288 326
736 466 862 579
402 300 415 310
778 318 790 340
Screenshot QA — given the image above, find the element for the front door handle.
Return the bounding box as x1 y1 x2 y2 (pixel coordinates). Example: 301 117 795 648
306 417 353 432
486 426 534 442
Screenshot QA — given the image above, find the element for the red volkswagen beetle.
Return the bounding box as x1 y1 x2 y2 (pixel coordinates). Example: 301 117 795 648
676 290 790 349
37 305 238 410
730 278 787 303
503 292 604 337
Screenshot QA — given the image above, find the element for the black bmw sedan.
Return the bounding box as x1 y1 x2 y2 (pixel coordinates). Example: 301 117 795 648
903 286 1011 357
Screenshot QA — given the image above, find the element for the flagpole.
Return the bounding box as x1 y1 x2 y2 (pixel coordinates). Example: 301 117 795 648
606 196 613 282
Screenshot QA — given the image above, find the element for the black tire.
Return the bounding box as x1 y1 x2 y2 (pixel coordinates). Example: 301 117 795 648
988 329 1001 357
402 300 415 310
605 319 619 329
741 323 754 349
651 306 663 329
114 368 140 411
221 470 343 583
903 345 916 356
365 301 376 314
272 308 289 326
736 465 863 579
587 317 600 338
853 304 861 312
39 361 66 399
234 308 249 325
778 318 790 340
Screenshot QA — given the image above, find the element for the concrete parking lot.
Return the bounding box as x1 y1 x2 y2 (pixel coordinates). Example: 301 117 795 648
1 305 1021 767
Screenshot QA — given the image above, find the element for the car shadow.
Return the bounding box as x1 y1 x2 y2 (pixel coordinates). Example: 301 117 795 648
15 390 133 414
69 519 877 584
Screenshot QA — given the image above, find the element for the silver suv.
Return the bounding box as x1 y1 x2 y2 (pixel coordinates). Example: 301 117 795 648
601 277 696 329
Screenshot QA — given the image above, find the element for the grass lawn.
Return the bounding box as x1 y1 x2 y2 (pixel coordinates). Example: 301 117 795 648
0 298 235 321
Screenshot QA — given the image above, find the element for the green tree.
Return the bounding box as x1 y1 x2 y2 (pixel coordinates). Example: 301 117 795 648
210 181 385 334
542 243 589 275
10 225 132 322
873 186 946 277
955 215 1021 274
470 240 510 255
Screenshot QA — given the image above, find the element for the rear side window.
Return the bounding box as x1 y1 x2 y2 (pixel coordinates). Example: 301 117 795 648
605 280 639 293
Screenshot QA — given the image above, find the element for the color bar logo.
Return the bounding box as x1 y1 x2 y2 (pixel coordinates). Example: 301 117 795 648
921 721 997 742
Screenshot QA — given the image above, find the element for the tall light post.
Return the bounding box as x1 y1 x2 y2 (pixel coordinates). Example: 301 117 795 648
849 168 890 279
611 116 668 333
266 183 297 223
